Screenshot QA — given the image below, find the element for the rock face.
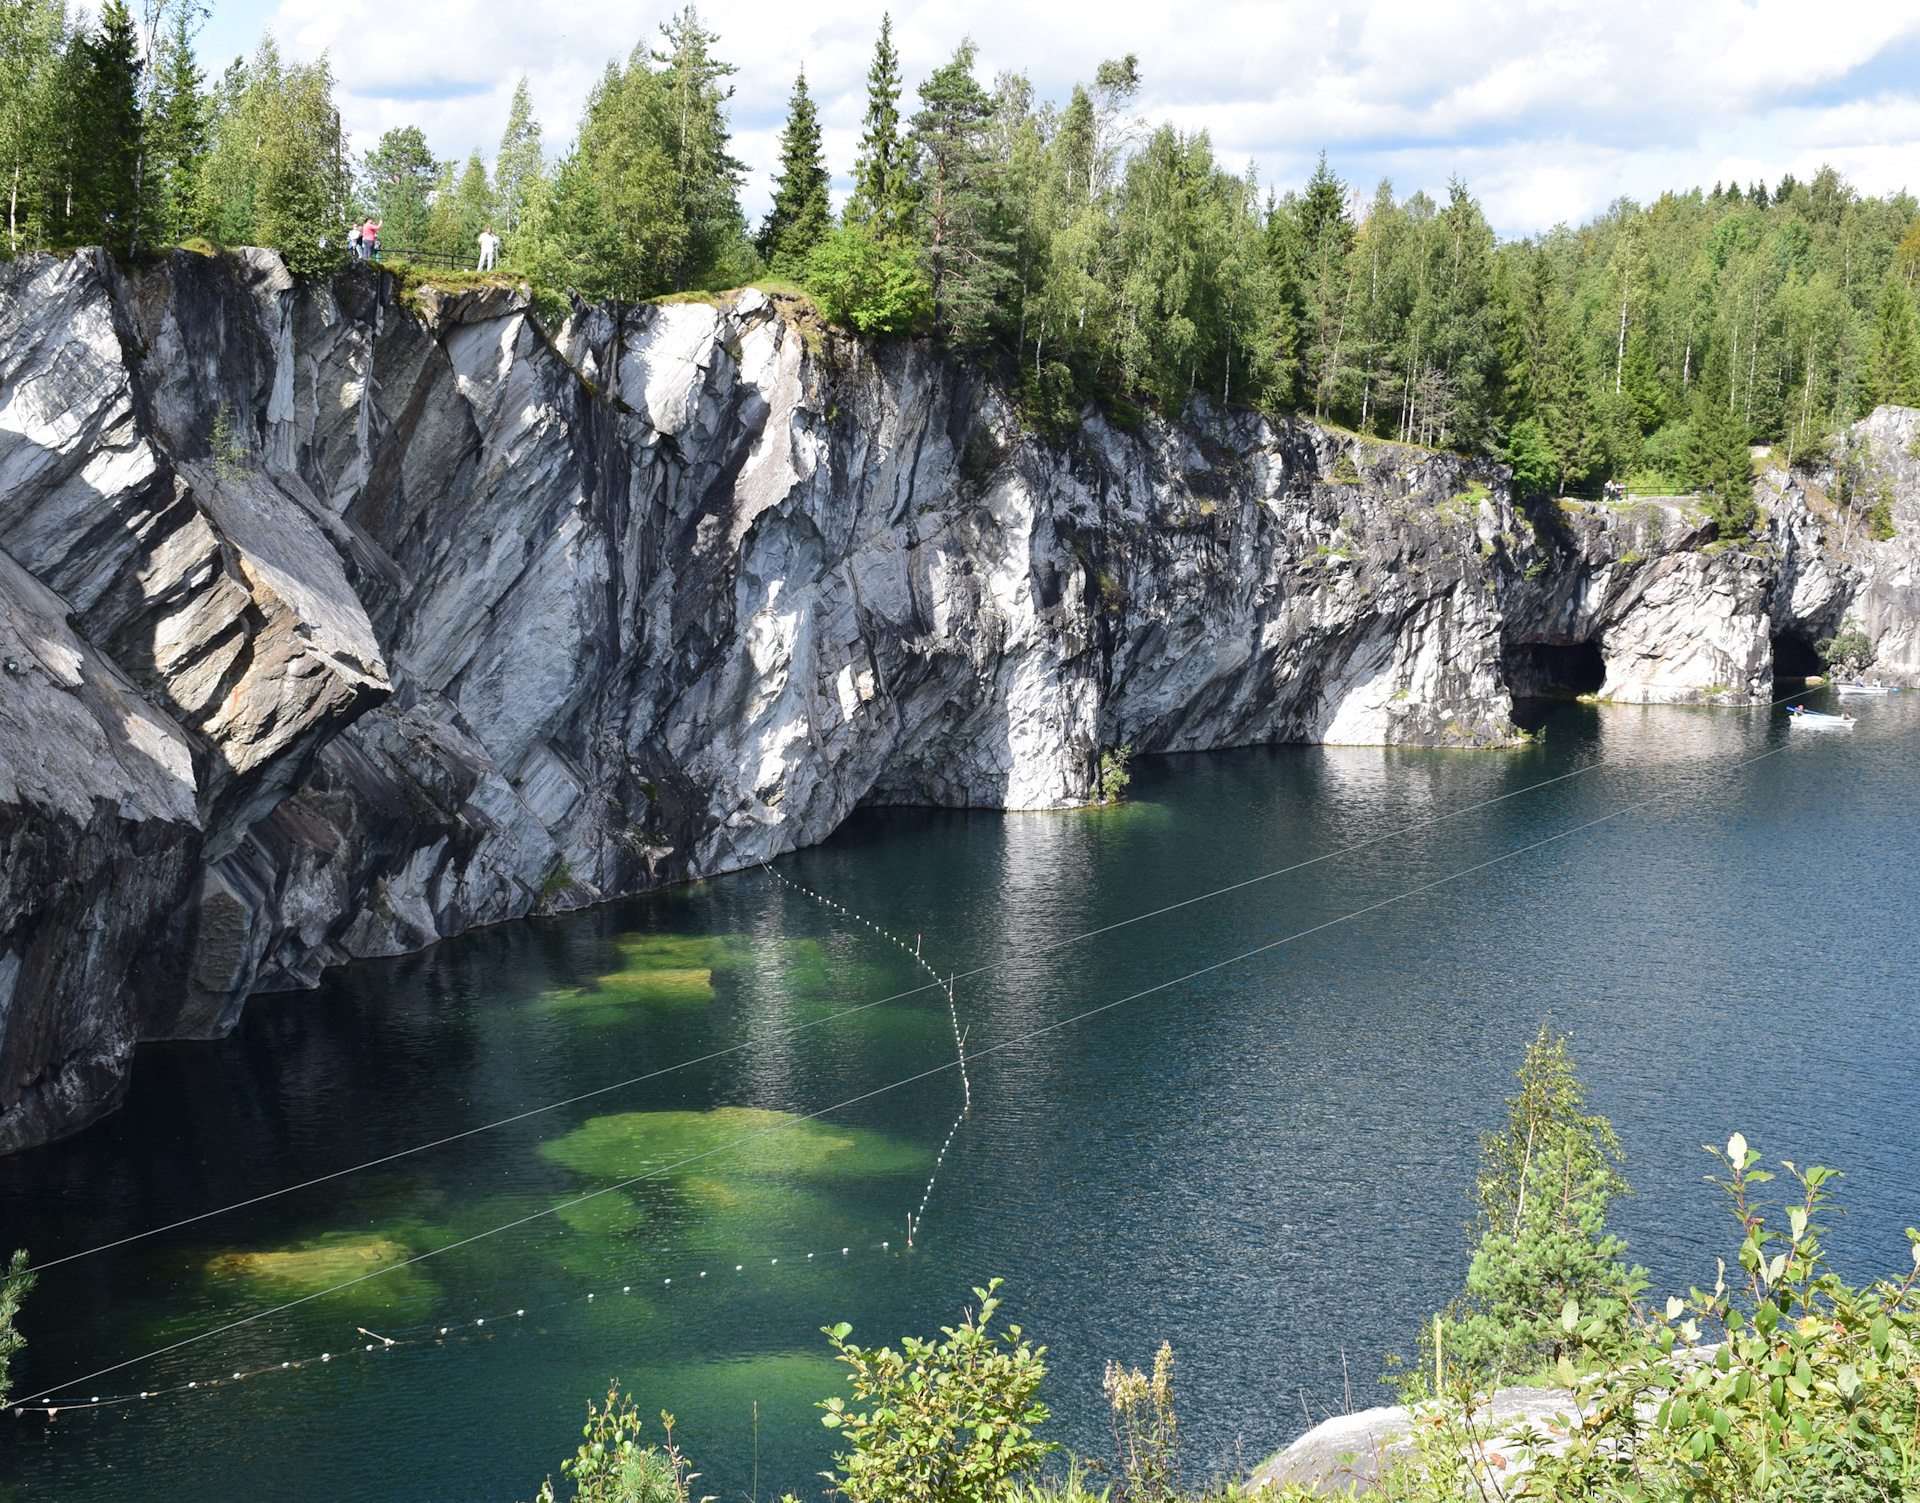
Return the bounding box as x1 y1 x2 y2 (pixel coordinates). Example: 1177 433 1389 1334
1 247 1916 1151
1248 1388 1578 1495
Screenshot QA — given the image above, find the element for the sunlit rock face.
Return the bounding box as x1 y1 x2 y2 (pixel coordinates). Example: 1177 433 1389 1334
0 247 1912 1150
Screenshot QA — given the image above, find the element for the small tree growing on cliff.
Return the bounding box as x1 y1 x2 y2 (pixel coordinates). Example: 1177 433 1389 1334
1431 1027 1644 1382
0 1249 35 1408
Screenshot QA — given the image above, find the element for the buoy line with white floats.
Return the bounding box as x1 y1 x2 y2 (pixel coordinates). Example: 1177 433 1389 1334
26 718 1711 1280
6 1238 913 1422
8 727 1807 1415
758 861 971 1247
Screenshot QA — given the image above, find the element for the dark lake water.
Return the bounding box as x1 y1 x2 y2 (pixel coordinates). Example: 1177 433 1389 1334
3 692 1917 1502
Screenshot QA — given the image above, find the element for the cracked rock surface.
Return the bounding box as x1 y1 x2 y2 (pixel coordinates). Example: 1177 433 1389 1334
1 248 1915 1150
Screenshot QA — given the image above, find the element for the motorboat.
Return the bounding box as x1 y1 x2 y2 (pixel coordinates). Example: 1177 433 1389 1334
1835 680 1896 696
1787 705 1856 727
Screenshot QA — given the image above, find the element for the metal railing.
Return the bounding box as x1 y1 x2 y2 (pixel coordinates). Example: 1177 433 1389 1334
352 246 488 273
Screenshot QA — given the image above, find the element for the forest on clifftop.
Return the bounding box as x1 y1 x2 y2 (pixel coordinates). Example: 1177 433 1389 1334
5 0 1919 514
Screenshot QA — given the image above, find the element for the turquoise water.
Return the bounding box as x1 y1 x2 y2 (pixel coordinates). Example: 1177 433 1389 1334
3 693 1918 1501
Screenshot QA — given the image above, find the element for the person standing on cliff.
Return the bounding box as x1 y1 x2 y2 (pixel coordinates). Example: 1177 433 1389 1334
477 225 499 272
364 220 381 260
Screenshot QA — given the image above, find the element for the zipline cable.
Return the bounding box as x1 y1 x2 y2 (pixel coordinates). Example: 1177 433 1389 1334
10 731 1795 1408
21 683 1829 1277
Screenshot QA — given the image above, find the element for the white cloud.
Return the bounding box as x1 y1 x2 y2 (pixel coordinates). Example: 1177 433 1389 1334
202 0 1920 235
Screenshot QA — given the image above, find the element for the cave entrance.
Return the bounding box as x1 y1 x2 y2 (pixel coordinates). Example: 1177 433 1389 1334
1772 631 1822 681
1505 641 1606 700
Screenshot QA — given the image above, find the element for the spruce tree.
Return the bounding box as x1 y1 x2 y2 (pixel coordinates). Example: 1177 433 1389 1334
759 66 830 274
1865 279 1920 410
1685 366 1756 535
69 0 142 256
146 2 207 246
847 14 911 240
652 5 746 288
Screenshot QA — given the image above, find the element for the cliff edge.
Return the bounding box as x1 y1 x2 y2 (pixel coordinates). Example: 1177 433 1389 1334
0 247 1914 1151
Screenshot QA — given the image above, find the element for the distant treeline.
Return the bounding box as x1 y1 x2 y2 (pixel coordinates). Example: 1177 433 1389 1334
6 1 1920 507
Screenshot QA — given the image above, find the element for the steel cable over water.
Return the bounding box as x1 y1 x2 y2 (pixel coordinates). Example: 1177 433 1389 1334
26 687 1824 1280
7 729 1799 1411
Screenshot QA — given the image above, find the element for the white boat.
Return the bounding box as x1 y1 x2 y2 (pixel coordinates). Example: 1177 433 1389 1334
1835 681 1895 696
1788 705 1856 727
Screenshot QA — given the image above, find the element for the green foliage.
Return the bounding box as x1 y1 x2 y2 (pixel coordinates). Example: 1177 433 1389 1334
1431 1026 1644 1383
1105 1342 1179 1502
1504 416 1558 496
494 76 545 243
68 0 142 257
846 14 914 242
362 125 439 249
423 150 495 263
759 66 830 274
1817 622 1874 673
1864 278 1920 410
1684 375 1757 535
1096 746 1132 805
1868 492 1897 540
0 1249 33 1407
524 8 747 300
532 1384 700 1503
1481 1138 1920 1503
803 224 931 336
209 399 248 478
145 1 209 248
200 38 350 274
820 1279 1054 1503
911 40 1007 349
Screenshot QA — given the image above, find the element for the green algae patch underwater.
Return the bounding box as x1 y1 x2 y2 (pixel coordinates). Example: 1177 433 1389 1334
540 1107 925 1183
535 933 754 1018
203 1230 438 1313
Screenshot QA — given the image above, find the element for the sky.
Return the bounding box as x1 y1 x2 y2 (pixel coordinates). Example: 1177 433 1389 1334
182 0 1920 239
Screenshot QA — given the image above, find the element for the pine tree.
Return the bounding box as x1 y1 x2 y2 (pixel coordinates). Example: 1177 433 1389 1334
759 66 830 274
910 40 1007 348
846 14 911 240
361 126 438 250
494 76 544 239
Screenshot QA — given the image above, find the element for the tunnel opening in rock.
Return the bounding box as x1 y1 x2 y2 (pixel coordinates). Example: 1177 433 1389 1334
1772 631 1823 680
1505 641 1606 700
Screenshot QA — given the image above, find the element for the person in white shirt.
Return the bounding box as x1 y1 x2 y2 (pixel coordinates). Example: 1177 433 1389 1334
477 226 500 272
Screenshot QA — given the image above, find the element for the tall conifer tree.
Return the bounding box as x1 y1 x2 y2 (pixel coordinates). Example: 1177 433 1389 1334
147 2 207 246
847 14 911 239
70 0 142 255
1865 279 1920 409
911 39 1004 348
652 5 745 288
494 76 544 237
759 66 829 273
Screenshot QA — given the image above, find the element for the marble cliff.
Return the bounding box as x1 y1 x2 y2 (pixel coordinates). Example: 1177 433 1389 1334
1 247 1915 1151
